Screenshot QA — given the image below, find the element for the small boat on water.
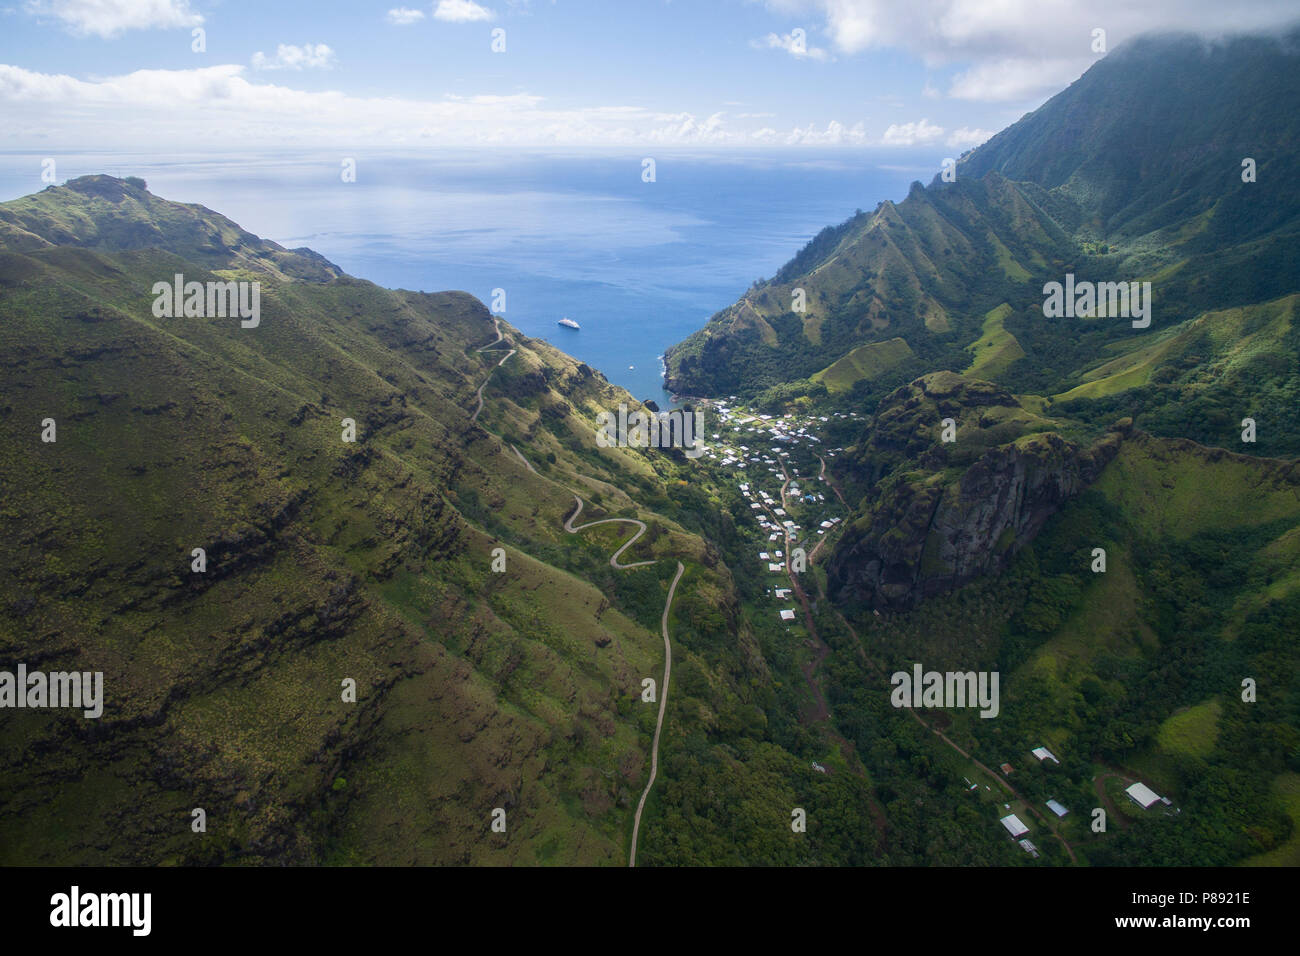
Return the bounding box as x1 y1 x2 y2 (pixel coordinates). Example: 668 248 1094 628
558 317 580 329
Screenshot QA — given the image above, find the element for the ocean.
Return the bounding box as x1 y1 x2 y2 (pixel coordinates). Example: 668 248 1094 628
0 149 935 406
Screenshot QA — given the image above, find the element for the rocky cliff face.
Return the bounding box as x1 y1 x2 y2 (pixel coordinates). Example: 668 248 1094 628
827 372 1127 609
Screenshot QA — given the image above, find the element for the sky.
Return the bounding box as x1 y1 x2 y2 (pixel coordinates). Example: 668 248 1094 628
1 0 1299 151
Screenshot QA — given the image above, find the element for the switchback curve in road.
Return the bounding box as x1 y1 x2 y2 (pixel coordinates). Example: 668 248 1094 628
471 317 517 424
563 495 657 569
468 316 682 867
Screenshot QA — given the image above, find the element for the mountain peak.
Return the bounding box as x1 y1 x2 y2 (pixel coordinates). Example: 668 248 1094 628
60 173 150 202
666 26 1300 399
2 175 342 281
958 26 1300 236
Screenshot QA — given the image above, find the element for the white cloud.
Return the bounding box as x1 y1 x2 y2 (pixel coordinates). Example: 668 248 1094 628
783 0 1300 57
947 57 1090 101
24 0 203 38
754 30 831 61
0 63 889 150
946 126 993 149
386 7 425 24
764 0 1300 101
433 0 495 22
880 118 944 146
251 44 337 72
783 120 867 145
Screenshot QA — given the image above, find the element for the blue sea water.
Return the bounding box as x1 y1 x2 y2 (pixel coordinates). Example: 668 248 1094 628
0 149 936 406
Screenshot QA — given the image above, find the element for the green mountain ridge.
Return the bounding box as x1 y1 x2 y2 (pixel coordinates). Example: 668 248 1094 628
0 176 820 864
5 21 1300 868
0 174 342 281
652 27 1300 867
665 28 1300 614
665 29 1300 429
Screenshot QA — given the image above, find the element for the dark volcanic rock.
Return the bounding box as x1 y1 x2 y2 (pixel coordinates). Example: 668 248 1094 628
829 429 1123 609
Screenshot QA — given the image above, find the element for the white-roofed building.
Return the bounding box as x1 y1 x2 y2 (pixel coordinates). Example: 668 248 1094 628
999 814 1029 838
1046 800 1069 818
779 609 796 621
1032 747 1060 764
1126 782 1162 809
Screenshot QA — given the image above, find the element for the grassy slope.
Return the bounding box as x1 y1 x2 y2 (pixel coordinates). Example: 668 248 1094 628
1053 293 1296 403
1156 700 1222 758
811 337 913 393
965 303 1026 380
0 181 759 865
1089 431 1300 541
666 32 1300 865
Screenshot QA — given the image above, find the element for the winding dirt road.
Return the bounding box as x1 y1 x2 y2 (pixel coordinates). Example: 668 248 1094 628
561 494 679 863
818 454 848 508
1093 771 1134 829
628 560 685 867
471 316 517 424
468 318 683 866
510 444 537 474
564 495 657 570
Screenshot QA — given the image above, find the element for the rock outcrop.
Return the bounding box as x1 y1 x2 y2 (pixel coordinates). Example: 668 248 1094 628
827 372 1127 609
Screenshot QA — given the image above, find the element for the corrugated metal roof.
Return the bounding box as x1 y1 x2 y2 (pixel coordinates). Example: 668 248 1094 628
999 814 1029 837
1126 782 1162 807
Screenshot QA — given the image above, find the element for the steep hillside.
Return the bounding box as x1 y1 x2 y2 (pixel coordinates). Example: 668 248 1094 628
960 31 1300 246
0 176 782 865
665 27 1300 621
656 33 1300 863
665 28 1300 436
665 173 1072 395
